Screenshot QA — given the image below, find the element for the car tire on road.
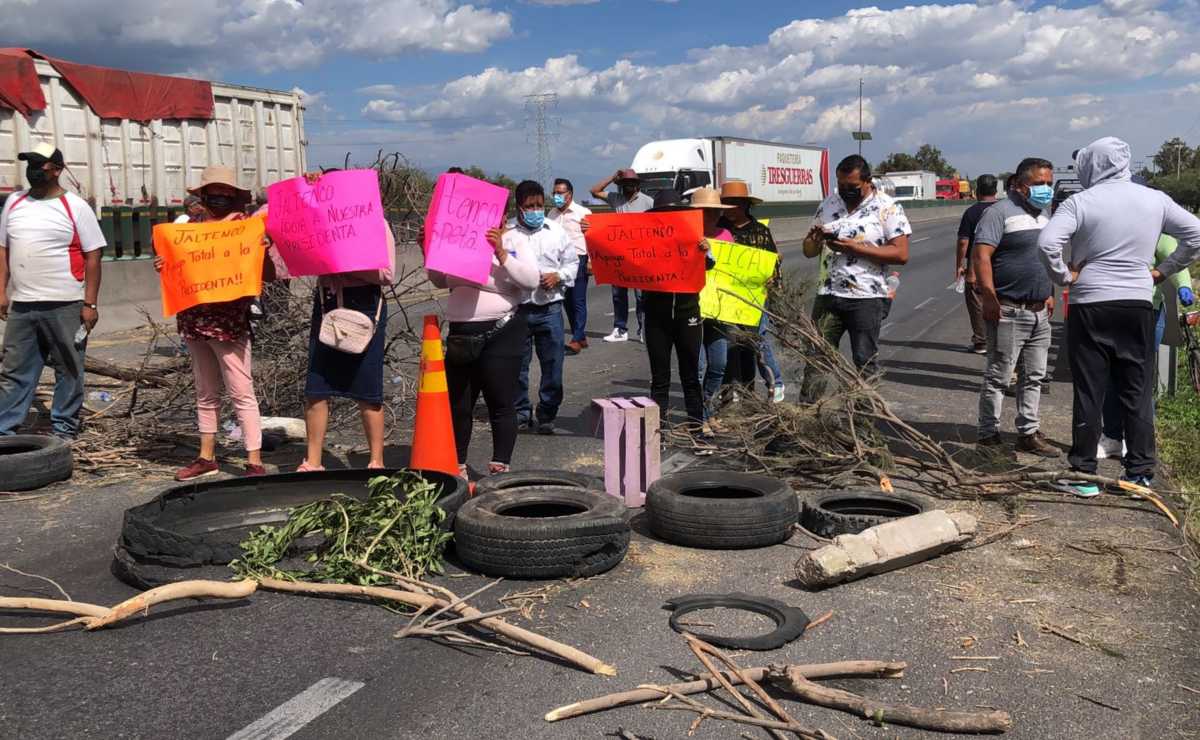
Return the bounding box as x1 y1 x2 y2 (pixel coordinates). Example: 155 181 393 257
473 469 603 496
0 435 72 492
646 471 798 549
800 489 931 538
453 486 630 579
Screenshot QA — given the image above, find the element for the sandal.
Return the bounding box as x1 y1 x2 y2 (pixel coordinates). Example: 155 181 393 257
296 460 325 473
487 461 510 475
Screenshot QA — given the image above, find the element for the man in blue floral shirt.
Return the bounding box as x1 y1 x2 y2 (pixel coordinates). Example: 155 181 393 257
800 155 911 400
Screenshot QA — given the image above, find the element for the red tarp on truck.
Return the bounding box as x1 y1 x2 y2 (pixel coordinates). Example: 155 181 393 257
0 48 46 117
0 49 213 122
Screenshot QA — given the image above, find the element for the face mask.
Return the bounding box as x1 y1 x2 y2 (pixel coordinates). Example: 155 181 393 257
204 195 237 217
26 165 51 188
521 209 545 230
552 194 566 209
1027 184 1053 209
839 184 864 205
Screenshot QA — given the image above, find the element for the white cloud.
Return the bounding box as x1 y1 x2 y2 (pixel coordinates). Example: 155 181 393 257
1069 115 1104 131
971 72 1006 89
1170 52 1200 74
804 101 876 142
0 0 512 72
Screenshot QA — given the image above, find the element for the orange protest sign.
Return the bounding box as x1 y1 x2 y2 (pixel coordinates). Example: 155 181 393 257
584 210 706 293
152 217 266 317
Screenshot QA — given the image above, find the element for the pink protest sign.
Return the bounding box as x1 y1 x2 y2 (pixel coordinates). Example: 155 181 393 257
265 169 390 277
423 173 510 284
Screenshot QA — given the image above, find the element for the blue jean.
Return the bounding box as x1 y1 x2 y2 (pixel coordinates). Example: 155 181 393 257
612 287 645 333
0 301 87 437
757 314 784 390
1102 305 1166 440
516 302 566 425
700 319 730 418
565 254 589 343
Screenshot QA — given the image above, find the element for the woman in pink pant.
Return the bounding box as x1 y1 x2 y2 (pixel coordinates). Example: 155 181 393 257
156 166 275 481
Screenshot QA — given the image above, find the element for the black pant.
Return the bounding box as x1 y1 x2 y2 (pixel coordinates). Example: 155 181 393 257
1066 301 1156 477
643 292 704 425
801 295 885 400
445 313 528 465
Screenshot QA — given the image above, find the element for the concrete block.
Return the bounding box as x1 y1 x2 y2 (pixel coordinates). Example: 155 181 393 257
794 510 976 589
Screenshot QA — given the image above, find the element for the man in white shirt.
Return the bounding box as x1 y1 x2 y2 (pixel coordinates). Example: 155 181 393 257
590 168 653 342
511 180 578 435
547 178 592 355
0 143 106 438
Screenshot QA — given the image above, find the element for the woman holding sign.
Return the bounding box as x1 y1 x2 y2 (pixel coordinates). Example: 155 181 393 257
428 180 541 478
155 166 275 481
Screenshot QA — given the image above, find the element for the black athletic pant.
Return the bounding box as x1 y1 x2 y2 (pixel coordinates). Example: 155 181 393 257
446 313 528 466
643 292 704 425
1066 301 1156 478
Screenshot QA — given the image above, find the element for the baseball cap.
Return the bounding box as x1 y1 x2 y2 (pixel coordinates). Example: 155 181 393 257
18 142 65 167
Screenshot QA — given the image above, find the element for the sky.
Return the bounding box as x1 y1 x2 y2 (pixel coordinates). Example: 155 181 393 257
4 0 1200 195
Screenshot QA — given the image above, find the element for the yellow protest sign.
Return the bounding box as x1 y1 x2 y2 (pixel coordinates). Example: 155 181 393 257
152 217 266 317
700 239 778 326
758 218 770 226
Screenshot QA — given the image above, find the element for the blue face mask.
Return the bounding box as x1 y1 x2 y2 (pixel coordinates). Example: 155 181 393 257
1027 184 1053 209
552 194 566 209
521 209 545 230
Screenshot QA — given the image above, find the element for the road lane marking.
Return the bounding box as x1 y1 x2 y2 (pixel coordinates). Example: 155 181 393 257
913 297 936 311
227 678 364 740
910 237 930 243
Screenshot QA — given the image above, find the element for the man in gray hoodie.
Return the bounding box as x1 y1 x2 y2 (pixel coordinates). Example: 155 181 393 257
1038 136 1200 497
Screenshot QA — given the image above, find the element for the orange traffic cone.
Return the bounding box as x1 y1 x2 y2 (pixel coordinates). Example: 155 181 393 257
409 315 459 477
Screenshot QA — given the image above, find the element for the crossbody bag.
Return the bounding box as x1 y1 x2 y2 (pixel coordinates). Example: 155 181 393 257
444 312 513 366
318 287 382 354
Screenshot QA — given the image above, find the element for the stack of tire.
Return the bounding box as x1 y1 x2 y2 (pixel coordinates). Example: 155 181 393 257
453 471 631 579
645 471 798 549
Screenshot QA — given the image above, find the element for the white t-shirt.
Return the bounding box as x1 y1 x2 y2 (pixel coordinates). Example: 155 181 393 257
0 190 106 302
548 200 592 256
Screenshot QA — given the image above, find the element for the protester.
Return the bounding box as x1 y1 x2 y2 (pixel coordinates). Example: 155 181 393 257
0 143 105 439
429 181 540 478
1098 231 1194 460
956 174 999 354
644 188 720 432
155 166 274 479
514 182 577 436
1038 137 1200 496
590 168 652 342
297 169 396 473
718 180 785 401
173 194 205 224
799 155 911 400
971 158 1059 458
547 178 592 355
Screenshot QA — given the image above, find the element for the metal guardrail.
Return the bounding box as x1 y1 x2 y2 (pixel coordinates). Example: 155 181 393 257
98 206 188 261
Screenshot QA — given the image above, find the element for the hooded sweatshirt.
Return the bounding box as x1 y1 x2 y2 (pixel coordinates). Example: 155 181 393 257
1037 136 1200 304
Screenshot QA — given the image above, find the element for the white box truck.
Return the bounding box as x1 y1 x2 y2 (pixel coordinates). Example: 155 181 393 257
630 137 829 203
874 170 937 202
1 53 307 212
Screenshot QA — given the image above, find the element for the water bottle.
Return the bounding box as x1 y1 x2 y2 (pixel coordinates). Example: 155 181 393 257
74 325 89 348
886 272 900 300
954 275 966 294
87 391 112 403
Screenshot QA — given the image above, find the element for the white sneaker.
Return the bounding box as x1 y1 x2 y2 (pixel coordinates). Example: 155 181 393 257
1096 435 1125 460
603 328 629 342
772 384 786 403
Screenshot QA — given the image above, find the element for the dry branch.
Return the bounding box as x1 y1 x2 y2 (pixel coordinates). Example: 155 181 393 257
256 578 615 675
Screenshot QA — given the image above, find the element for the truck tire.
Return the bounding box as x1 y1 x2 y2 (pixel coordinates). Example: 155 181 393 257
646 471 797 550
453 486 630 579
0 435 72 492
800 490 931 538
473 470 604 496
113 469 466 589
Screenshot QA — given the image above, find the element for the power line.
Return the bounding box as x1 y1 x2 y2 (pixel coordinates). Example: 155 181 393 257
524 93 559 189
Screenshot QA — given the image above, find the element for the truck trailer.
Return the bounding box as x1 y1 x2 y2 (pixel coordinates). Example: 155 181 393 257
878 170 937 201
1 49 307 213
629 137 829 204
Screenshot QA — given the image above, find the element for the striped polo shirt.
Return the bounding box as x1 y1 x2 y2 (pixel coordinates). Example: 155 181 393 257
973 193 1052 303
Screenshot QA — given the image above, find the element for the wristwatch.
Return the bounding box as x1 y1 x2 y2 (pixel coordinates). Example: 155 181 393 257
83 302 98 310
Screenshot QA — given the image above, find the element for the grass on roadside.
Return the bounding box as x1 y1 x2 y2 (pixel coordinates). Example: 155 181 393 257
1156 361 1200 556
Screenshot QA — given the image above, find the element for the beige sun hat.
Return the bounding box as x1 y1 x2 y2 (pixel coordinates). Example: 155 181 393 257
188 165 251 197
689 187 734 209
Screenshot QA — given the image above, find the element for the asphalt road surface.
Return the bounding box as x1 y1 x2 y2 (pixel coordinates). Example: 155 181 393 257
3 213 1197 740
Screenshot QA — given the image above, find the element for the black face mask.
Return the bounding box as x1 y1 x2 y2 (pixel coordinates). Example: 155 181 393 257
838 184 864 206
26 165 52 188
203 195 237 217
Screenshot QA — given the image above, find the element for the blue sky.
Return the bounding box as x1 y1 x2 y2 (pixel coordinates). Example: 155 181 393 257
5 0 1199 195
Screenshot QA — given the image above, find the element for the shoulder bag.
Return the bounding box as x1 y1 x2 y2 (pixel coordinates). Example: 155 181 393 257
318 287 382 354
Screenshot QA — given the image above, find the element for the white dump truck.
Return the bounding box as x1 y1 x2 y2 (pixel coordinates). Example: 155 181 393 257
1 50 307 212
629 137 828 204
